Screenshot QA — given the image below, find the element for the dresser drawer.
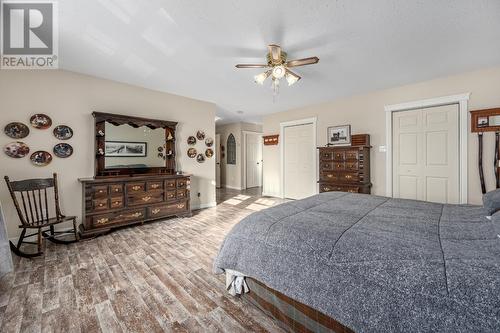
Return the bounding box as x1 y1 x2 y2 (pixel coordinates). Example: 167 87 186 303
320 172 338 182
148 201 189 219
340 172 359 182
165 180 176 189
320 184 360 193
176 178 187 188
128 192 164 206
333 151 345 161
93 198 108 211
127 182 145 193
92 185 108 198
345 161 359 171
166 190 176 201
333 162 345 171
176 189 187 199
147 181 163 191
110 196 124 209
320 151 333 160
109 184 123 195
91 208 146 229
345 150 359 160
320 161 333 171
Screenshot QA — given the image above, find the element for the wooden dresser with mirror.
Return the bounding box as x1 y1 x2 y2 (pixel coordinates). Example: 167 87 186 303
79 112 191 238
318 134 372 194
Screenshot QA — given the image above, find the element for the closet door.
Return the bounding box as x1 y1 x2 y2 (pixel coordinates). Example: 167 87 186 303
392 104 459 203
283 123 315 199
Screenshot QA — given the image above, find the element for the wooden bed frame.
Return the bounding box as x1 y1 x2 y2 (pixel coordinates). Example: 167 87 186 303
244 278 354 333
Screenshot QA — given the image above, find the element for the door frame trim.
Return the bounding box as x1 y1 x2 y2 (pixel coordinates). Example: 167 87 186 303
242 130 263 189
384 93 470 203
280 117 318 199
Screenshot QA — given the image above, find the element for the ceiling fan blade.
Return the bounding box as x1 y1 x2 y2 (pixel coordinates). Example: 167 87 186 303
285 56 319 67
268 44 282 64
235 64 268 68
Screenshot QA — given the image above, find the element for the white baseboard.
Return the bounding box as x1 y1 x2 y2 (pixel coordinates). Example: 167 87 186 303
262 191 281 198
191 201 217 210
222 185 243 190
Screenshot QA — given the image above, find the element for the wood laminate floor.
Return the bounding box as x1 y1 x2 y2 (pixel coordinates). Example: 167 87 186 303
0 187 288 333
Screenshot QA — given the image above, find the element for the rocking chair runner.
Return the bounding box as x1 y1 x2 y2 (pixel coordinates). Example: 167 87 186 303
4 173 79 258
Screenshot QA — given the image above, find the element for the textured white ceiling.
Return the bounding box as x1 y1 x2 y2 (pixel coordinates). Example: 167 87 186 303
59 0 500 124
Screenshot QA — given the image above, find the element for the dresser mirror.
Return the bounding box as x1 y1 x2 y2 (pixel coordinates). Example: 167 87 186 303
93 112 177 177
104 122 165 169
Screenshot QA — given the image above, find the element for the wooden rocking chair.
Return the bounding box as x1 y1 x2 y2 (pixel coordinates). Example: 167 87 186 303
4 173 79 258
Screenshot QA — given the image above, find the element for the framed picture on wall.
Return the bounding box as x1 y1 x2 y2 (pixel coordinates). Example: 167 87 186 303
327 125 351 146
477 116 489 128
105 141 147 157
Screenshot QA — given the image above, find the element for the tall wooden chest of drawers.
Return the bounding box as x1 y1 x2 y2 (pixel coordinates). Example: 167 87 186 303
79 174 191 237
318 137 371 194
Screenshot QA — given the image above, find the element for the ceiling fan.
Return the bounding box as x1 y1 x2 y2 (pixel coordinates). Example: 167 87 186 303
235 44 319 95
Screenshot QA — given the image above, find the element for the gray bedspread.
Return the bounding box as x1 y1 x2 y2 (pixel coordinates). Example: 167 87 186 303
213 192 500 333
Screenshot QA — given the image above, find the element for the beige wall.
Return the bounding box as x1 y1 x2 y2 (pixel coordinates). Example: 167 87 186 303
216 122 262 189
0 70 216 239
263 65 500 204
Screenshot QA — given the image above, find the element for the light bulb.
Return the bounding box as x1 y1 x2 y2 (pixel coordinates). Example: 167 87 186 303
272 65 286 79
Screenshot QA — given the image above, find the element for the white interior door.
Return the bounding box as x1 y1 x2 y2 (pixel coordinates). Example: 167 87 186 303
392 104 459 204
215 134 221 188
246 133 262 188
283 123 315 199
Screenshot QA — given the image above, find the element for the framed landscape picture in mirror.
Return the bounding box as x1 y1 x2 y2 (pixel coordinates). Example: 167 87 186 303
327 125 351 146
105 141 147 157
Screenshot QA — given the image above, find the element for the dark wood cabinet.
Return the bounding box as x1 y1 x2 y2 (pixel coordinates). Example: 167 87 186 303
79 174 191 237
318 135 371 194
78 112 192 238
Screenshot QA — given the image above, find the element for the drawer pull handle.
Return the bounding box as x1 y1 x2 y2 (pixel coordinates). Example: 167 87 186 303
152 208 161 215
345 175 352 179
114 188 120 192
98 190 104 194
96 217 109 225
142 196 152 202
151 184 160 189
177 204 185 209
132 185 141 191
327 174 333 178
113 201 120 205
98 203 105 207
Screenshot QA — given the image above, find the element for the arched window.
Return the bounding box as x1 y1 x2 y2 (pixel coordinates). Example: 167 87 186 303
227 133 236 165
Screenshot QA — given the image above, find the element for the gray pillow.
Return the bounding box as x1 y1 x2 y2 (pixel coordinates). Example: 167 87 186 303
482 189 500 215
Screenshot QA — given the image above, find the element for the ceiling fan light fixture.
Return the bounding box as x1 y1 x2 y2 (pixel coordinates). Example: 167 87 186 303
285 72 300 86
271 65 286 79
254 70 270 85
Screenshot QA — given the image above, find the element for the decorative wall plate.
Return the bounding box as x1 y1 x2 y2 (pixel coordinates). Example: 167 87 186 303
205 148 214 158
30 151 52 166
4 141 29 158
187 136 196 145
4 122 30 139
196 130 205 140
30 114 52 129
187 148 197 158
205 137 213 147
53 125 73 140
53 143 73 158
196 153 205 163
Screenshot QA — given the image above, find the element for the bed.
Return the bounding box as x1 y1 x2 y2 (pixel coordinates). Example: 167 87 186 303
214 192 500 333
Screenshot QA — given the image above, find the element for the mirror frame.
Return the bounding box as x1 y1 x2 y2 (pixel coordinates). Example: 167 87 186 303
93 112 178 177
